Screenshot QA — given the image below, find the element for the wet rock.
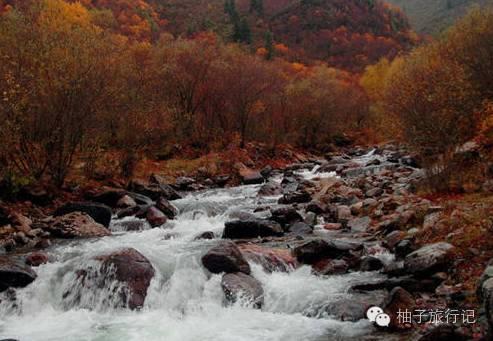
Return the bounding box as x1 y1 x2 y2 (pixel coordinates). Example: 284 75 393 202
385 231 405 249
270 207 302 227
418 324 467 341
260 165 273 177
239 168 264 185
258 181 282 196
383 287 415 330
145 207 167 227
347 216 371 232
306 201 326 214
287 222 313 235
127 192 153 206
25 251 49 267
54 202 112 228
352 276 442 293
95 248 155 310
118 220 146 231
360 256 384 272
239 244 296 272
316 259 349 275
202 241 251 274
214 175 230 187
477 264 493 301
194 231 215 240
221 272 264 308
395 240 413 258
404 242 455 276
47 212 111 238
116 195 137 208
278 191 311 204
401 155 420 168
0 257 37 292
155 197 178 219
293 239 352 264
130 179 181 201
223 219 283 239
174 176 196 190
322 291 388 322
88 188 126 207
117 205 145 219
482 278 493 334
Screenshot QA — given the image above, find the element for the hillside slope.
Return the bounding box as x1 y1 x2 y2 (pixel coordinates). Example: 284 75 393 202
387 0 493 34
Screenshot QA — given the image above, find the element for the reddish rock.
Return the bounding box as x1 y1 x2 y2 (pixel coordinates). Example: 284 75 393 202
47 212 111 238
146 207 167 227
25 251 49 267
384 287 416 331
202 241 251 274
239 244 297 272
96 248 155 310
323 223 342 231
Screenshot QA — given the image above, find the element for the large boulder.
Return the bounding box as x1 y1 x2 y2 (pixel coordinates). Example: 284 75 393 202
404 242 455 276
383 287 415 330
92 248 155 310
155 197 179 219
238 244 297 272
223 219 283 239
145 207 167 227
47 212 111 238
54 202 112 227
202 241 251 274
0 257 37 292
270 207 302 227
221 272 264 308
293 239 351 264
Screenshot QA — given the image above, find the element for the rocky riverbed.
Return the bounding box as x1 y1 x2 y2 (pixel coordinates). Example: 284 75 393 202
0 145 489 340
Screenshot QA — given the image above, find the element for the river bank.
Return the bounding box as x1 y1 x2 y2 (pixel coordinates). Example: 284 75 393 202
0 144 491 340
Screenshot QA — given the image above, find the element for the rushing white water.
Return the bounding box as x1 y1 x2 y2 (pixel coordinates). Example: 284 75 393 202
0 180 383 341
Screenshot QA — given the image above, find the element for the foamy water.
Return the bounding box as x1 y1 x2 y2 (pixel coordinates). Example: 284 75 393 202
0 175 383 341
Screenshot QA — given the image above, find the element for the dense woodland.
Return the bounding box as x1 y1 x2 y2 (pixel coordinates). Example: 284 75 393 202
0 0 492 192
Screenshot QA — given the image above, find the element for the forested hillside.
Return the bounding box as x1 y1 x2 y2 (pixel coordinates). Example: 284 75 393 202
387 0 493 34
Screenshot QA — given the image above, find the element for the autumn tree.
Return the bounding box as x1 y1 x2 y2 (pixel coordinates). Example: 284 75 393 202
0 0 122 185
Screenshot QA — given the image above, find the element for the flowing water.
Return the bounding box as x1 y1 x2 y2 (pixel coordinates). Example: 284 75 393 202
0 161 389 341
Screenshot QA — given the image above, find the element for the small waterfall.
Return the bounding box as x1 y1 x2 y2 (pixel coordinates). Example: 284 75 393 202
0 170 385 341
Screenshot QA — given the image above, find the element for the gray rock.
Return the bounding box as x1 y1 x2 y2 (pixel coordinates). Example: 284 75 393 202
360 256 384 272
348 216 371 232
201 241 251 274
287 222 313 235
221 272 264 308
223 219 283 239
0 257 37 292
270 207 302 227
404 242 455 275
